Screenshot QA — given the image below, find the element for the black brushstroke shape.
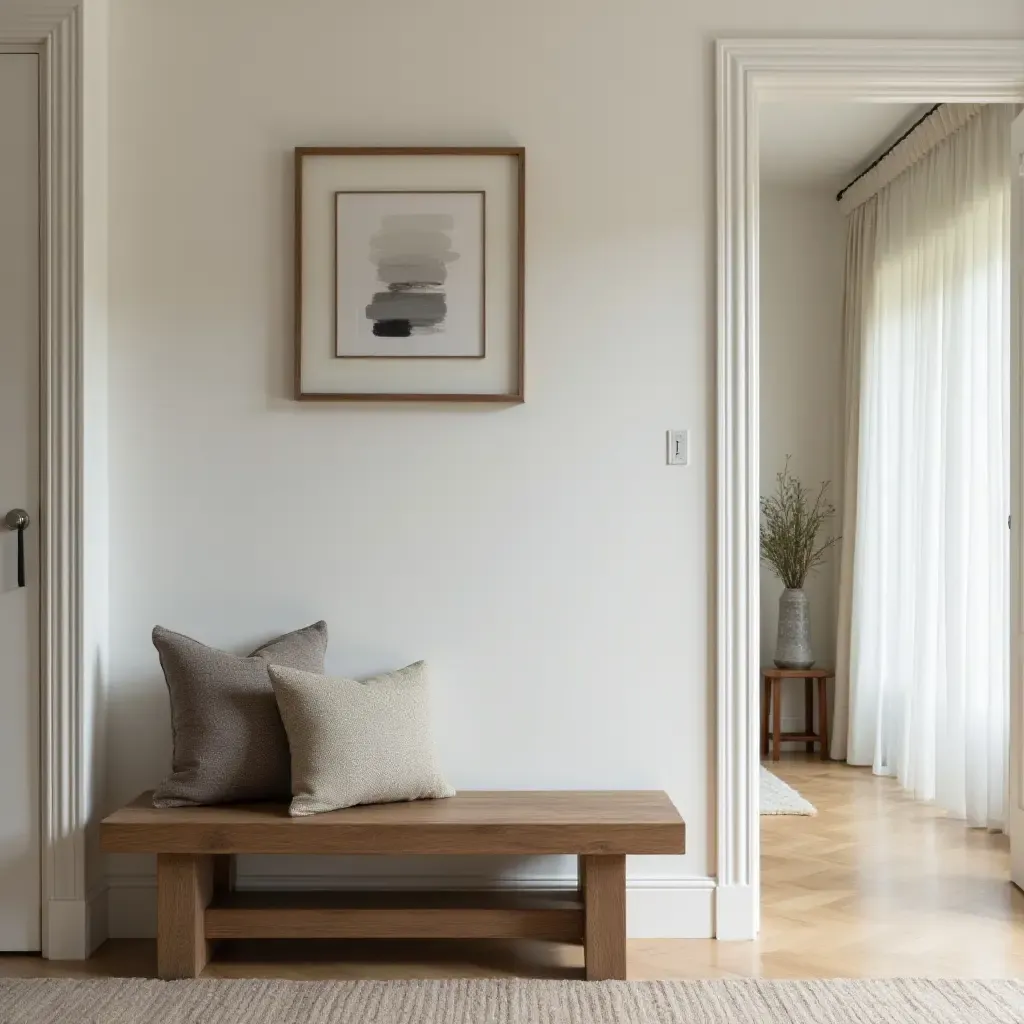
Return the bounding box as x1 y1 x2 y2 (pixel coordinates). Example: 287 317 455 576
373 319 413 337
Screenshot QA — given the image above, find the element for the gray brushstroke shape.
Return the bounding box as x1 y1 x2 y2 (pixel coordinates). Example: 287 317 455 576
366 212 460 335
376 258 449 288
378 213 456 232
365 291 447 322
371 231 456 257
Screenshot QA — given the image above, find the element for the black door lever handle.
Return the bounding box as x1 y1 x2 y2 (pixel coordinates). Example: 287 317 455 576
5 509 29 588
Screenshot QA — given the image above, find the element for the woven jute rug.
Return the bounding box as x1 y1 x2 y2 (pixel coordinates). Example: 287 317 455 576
1 977 1022 1023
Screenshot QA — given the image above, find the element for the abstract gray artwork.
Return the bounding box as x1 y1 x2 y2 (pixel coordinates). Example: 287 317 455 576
335 191 484 359
366 214 454 338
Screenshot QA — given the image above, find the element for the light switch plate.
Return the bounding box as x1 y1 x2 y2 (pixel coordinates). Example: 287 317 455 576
667 429 688 465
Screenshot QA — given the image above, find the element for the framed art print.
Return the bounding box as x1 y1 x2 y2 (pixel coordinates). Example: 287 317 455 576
295 147 524 401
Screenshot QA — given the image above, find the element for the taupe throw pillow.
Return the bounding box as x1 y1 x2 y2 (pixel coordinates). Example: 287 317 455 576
152 620 328 807
268 661 455 816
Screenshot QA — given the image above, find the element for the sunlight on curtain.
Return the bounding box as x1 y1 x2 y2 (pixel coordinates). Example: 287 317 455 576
833 105 1012 830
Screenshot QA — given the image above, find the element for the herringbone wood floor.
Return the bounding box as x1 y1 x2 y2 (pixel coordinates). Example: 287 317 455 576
748 756 1024 977
2 756 1022 978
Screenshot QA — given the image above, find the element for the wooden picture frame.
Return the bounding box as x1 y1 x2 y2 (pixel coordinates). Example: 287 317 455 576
294 147 525 403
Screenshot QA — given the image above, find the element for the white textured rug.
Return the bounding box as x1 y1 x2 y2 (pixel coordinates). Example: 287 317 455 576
0 978 1022 1023
760 766 816 815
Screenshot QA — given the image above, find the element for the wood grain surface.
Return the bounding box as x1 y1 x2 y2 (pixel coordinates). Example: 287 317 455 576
102 791 685 856
581 854 626 981
205 890 583 942
156 854 214 980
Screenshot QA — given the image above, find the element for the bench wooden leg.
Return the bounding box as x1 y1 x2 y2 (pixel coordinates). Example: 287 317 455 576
581 854 626 980
157 853 214 980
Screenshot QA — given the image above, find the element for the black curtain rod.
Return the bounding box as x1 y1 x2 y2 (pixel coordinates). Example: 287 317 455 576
835 104 942 203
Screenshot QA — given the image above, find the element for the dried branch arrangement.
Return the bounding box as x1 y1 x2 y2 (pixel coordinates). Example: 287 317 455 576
760 457 840 589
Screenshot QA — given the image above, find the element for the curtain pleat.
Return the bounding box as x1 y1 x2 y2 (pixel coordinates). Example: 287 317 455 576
831 199 876 764
833 104 1012 829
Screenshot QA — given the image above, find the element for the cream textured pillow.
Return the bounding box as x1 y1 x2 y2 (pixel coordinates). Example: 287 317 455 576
267 661 455 816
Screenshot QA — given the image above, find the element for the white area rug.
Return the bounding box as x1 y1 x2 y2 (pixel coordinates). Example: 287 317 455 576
760 766 816 815
1 978 1022 1023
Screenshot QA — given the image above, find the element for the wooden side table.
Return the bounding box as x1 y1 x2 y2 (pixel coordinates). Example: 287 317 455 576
761 667 834 762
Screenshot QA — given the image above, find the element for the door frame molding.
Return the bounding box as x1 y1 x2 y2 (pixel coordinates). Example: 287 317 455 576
0 3 87 958
715 37 1024 939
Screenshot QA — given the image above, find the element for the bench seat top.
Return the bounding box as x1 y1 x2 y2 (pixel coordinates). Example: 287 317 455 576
101 790 685 856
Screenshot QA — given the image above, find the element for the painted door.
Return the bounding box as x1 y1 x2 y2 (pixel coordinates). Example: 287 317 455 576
1011 110 1024 891
0 52 41 950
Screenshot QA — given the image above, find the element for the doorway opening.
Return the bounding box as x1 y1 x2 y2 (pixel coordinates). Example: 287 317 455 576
714 38 1024 941
755 98 1019 971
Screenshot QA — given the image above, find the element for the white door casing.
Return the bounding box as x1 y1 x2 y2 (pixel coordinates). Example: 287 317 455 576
0 51 41 952
716 40 1024 939
0 4 92 959
1010 110 1024 891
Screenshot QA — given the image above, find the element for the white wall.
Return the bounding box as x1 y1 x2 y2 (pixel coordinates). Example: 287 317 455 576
103 0 1023 938
759 184 846 736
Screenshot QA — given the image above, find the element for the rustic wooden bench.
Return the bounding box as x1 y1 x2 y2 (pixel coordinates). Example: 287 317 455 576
101 790 684 981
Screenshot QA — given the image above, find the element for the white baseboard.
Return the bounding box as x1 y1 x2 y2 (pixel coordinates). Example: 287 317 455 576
626 876 716 938
44 886 107 960
106 873 718 941
714 883 756 940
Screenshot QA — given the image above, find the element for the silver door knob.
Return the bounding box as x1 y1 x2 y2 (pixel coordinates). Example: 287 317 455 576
5 509 29 531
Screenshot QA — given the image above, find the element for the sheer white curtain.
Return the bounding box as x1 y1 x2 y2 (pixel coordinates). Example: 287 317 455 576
831 105 1012 830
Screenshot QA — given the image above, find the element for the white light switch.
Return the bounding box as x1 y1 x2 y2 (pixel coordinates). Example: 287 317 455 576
667 430 688 466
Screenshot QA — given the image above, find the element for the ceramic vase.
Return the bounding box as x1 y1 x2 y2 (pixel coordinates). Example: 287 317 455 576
774 587 814 669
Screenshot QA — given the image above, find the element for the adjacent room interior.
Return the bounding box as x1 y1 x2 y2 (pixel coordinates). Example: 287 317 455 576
758 99 1019 972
